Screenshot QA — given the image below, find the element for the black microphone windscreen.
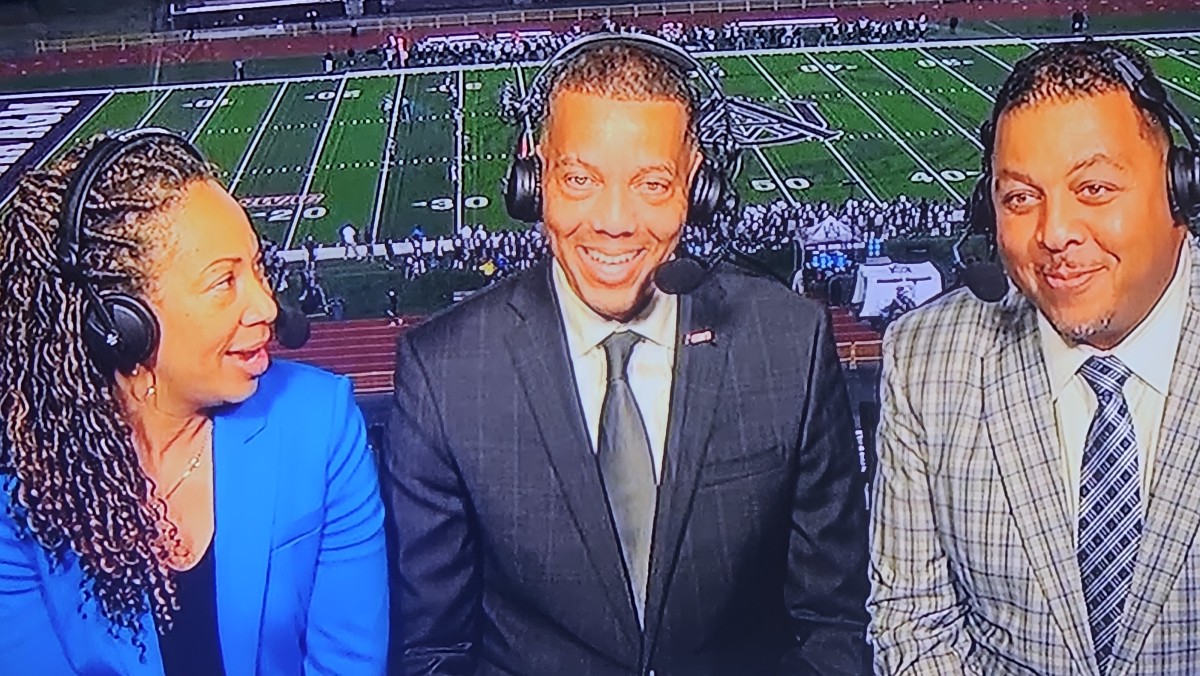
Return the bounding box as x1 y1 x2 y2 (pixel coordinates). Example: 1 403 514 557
962 263 1009 302
274 302 311 349
654 258 708 295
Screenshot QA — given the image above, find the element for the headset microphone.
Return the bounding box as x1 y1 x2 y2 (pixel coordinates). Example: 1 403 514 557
274 301 311 349
59 127 312 373
653 257 709 295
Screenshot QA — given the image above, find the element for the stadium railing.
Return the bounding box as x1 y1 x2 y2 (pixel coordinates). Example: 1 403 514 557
35 0 950 53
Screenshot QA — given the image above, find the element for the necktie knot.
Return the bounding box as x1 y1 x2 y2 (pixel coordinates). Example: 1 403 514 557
1079 355 1133 400
603 331 641 383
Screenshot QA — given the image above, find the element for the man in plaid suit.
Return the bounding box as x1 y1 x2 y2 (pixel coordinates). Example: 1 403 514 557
869 42 1200 675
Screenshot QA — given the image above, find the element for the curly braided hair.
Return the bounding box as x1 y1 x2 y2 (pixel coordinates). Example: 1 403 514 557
0 132 216 643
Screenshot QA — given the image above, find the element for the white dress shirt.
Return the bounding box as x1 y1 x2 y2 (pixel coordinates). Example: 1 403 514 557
1038 241 1189 523
551 258 678 484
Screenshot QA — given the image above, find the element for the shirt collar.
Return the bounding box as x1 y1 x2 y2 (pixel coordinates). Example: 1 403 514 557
1039 241 1189 400
551 256 678 357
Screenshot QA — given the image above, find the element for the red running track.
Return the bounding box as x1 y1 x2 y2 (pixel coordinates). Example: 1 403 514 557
271 305 882 395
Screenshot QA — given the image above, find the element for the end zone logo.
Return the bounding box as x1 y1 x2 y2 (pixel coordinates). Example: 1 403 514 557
699 95 842 150
239 193 326 209
0 94 106 202
239 193 329 225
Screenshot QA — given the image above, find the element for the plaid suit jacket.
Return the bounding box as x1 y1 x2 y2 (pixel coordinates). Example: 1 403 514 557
868 236 1200 676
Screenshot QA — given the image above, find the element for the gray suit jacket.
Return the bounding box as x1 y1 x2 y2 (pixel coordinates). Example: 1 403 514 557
384 260 872 675
869 236 1200 675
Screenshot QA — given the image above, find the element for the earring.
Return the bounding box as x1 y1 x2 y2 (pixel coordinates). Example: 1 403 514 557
130 366 157 403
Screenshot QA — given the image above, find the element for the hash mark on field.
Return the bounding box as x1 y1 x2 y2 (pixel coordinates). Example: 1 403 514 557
286 76 348 248
189 84 230 142
919 47 994 102
803 52 960 201
135 89 172 127
746 53 880 204
230 82 288 191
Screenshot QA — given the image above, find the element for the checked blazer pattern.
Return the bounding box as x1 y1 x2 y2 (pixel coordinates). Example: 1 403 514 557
868 235 1200 676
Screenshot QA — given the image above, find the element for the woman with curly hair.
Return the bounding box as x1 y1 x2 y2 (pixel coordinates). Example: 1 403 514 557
0 129 388 674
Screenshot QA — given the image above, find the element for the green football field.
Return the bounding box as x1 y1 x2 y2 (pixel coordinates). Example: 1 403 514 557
7 29 1200 252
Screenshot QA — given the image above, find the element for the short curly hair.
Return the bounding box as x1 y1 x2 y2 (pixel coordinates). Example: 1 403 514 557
535 40 701 146
989 40 1171 153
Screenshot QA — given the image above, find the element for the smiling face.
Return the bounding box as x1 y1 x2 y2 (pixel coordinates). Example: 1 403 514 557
992 89 1185 349
142 179 279 412
538 88 702 321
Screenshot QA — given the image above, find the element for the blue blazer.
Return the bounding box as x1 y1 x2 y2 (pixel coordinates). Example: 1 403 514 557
0 359 389 675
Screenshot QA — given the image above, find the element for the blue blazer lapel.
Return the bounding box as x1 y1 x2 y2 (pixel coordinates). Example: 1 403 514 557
212 386 275 674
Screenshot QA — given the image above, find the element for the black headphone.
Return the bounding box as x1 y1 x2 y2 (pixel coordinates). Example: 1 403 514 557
957 42 1200 301
503 32 738 229
56 127 208 375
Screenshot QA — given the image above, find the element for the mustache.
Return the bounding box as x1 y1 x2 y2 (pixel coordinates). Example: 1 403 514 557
1038 259 1105 275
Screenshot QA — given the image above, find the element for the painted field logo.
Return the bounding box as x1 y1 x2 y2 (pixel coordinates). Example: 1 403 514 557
0 93 106 202
699 96 841 149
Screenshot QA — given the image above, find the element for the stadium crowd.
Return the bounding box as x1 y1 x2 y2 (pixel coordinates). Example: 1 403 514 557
398 14 936 70
268 194 965 303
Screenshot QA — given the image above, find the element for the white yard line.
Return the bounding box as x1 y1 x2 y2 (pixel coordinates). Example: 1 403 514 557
228 81 287 192
750 147 799 208
135 88 172 127
371 73 406 243
455 69 465 234
8 29 1200 101
984 21 1020 38
43 91 114 162
284 75 348 248
746 53 880 204
188 83 231 142
803 51 963 202
971 44 1015 72
918 47 995 101
1135 38 1200 105
862 51 982 150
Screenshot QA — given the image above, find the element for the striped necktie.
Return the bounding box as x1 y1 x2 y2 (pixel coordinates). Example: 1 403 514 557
1077 355 1141 674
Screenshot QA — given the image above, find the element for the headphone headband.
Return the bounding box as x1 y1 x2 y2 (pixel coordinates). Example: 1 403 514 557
960 41 1200 301
58 127 206 280
520 32 716 112
504 32 740 231
57 127 205 374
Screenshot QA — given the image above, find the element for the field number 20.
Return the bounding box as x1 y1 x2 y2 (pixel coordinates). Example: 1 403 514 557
265 206 329 222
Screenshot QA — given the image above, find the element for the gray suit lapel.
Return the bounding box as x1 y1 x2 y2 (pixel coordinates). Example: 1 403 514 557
641 277 729 667
503 263 643 644
1112 238 1200 674
982 293 1097 674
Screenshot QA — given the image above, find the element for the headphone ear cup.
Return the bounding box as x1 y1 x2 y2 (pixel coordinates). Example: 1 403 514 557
687 160 724 226
504 154 542 224
968 174 995 241
1168 144 1200 226
83 292 159 375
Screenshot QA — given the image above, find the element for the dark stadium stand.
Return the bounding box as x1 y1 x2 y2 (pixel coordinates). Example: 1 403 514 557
167 0 345 30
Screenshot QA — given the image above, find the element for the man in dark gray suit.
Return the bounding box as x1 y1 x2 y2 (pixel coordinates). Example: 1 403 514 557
383 33 870 676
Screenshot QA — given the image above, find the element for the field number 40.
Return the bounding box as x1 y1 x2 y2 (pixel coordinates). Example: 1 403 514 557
911 169 977 183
